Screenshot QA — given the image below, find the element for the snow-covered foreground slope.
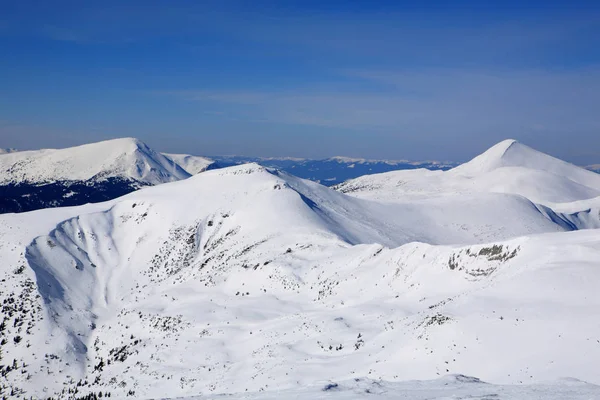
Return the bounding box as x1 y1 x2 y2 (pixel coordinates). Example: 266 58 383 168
183 375 600 400
1 160 600 399
337 139 600 206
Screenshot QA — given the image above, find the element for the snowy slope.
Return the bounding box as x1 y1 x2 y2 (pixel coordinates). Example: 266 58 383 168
336 139 600 206
163 153 214 175
0 138 192 214
2 157 600 399
0 138 189 185
182 376 600 400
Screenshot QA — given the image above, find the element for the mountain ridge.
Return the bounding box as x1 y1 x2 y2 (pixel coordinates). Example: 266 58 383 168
0 138 191 213
0 137 190 185
1 143 600 398
0 138 458 214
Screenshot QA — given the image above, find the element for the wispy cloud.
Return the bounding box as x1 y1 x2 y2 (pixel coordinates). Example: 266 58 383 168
185 9 600 68
9 4 599 64
162 67 600 132
3 3 600 162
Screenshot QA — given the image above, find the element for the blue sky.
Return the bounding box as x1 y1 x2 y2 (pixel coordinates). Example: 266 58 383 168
1 1 599 163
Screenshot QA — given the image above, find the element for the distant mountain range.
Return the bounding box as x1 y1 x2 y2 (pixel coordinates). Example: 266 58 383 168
206 155 458 186
0 139 456 213
1 139 599 214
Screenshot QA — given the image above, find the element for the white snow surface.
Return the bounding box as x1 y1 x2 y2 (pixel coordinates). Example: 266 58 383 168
0 138 190 185
337 139 600 205
1 141 600 399
163 153 214 175
182 375 600 399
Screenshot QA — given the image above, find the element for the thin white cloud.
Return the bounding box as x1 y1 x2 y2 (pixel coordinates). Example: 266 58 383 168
162 68 600 134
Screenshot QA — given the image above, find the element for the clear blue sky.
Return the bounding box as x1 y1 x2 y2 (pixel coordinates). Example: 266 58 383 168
1 0 599 163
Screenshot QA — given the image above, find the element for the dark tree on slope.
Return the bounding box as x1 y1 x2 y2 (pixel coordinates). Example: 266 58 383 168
0 178 145 214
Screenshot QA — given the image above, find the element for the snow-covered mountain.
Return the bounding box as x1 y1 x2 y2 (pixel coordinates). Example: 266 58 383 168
2 137 598 215
2 140 600 399
0 138 190 213
337 139 600 205
0 138 458 214
162 153 214 175
0 137 189 185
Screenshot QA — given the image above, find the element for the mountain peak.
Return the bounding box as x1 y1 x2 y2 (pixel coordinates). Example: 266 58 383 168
488 138 518 155
339 139 600 204
453 139 538 175
0 137 190 185
449 139 600 202
74 137 147 153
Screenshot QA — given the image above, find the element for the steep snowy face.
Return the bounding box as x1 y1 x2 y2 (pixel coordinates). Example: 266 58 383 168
450 139 520 174
163 153 214 175
0 138 194 214
2 162 599 399
0 138 190 185
337 139 600 205
452 139 600 190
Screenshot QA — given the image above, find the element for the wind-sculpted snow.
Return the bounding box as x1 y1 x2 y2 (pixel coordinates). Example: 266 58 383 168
1 147 600 399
